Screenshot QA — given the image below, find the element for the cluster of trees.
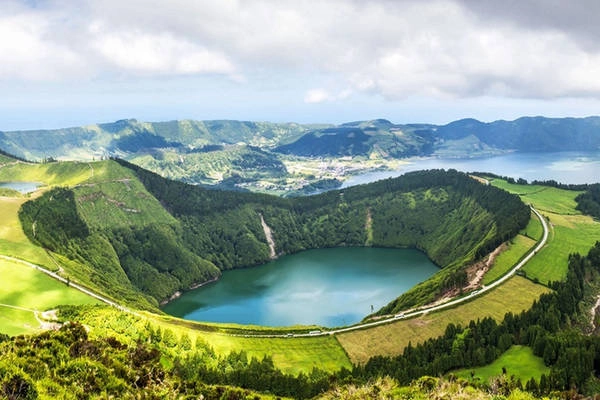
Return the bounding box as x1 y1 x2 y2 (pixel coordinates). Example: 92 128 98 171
109 224 220 300
0 322 299 399
576 183 600 219
354 242 600 396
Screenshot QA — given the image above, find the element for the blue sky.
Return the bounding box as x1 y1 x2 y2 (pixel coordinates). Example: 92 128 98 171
2 0 600 130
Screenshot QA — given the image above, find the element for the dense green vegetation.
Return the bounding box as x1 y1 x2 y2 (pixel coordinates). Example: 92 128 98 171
576 183 600 219
130 144 288 186
18 185 220 309
0 322 298 399
1 146 598 398
17 161 528 313
316 376 551 400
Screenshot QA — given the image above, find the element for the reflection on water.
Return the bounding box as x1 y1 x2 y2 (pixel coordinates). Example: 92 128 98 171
163 247 439 327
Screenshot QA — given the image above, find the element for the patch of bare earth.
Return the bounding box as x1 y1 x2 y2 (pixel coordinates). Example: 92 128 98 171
36 309 62 331
464 242 507 290
590 295 600 335
368 242 509 321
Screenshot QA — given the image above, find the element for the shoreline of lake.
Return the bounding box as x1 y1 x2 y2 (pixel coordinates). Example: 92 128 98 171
162 247 440 327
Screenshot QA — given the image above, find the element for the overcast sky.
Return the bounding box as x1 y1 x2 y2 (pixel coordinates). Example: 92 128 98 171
2 0 600 130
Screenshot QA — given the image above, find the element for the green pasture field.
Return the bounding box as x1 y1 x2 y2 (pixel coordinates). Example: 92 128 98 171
483 234 536 285
0 258 98 335
490 179 582 215
0 196 55 267
452 345 550 384
0 307 39 337
489 179 600 284
521 213 544 241
522 212 600 284
203 334 351 374
0 161 93 187
336 276 551 364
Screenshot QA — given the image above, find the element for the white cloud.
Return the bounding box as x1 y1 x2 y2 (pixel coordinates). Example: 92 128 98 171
304 89 331 104
2 0 600 102
0 10 85 80
304 88 354 104
91 30 235 76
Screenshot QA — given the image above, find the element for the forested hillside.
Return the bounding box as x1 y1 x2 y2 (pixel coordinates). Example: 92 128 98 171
18 159 528 312
128 144 287 186
576 183 600 219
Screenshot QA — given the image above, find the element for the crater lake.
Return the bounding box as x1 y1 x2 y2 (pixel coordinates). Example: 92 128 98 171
162 247 439 327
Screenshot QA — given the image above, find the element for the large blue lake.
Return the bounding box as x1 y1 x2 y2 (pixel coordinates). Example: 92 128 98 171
163 247 439 327
343 151 600 187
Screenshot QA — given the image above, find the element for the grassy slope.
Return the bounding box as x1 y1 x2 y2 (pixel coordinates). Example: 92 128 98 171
0 196 55 266
203 335 350 374
490 179 600 284
0 161 106 335
0 153 16 163
0 259 97 336
74 161 178 230
491 180 582 215
337 277 550 364
483 233 536 285
452 345 550 384
0 161 93 186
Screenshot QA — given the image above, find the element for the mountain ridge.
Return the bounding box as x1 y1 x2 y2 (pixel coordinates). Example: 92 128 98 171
2 115 599 194
2 115 600 161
